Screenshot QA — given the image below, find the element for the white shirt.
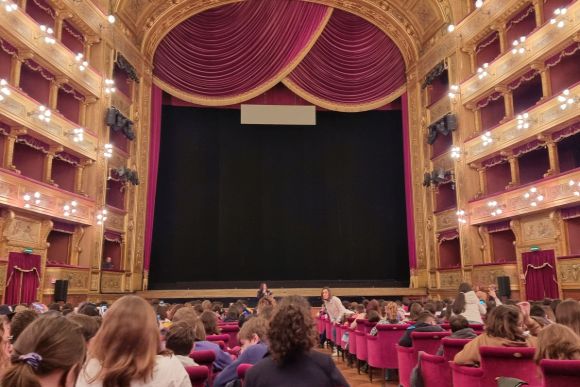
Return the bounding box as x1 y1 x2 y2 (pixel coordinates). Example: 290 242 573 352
77 354 192 387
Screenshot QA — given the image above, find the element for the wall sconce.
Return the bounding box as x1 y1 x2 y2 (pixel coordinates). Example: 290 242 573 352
447 24 455 33
523 186 544 207
63 200 77 216
516 112 534 130
448 84 460 100
107 14 116 24
23 192 41 208
38 25 56 45
481 131 493 146
487 200 504 216
475 0 484 8
456 209 468 224
450 146 462 160
66 128 84 143
1 0 17 12
103 143 113 158
569 180 580 197
96 208 108 225
558 89 578 110
477 63 490 80
0 79 10 101
511 36 527 55
550 8 568 28
104 79 116 94
74 53 88 71
29 105 51 123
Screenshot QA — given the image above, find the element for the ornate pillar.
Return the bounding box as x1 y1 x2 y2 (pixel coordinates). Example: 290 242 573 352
492 24 508 54
508 156 520 188
477 166 487 196
462 45 477 74
84 36 99 62
16 0 26 9
75 160 92 195
11 50 33 87
545 138 560 176
79 96 97 128
43 145 63 185
497 86 514 121
532 0 545 27
531 62 552 99
49 76 68 111
54 11 72 42
3 128 23 170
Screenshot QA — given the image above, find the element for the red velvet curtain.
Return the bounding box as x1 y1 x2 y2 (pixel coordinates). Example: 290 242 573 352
5 252 41 305
522 250 559 301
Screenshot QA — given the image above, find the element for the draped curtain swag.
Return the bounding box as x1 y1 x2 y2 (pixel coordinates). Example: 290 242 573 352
552 122 580 142
427 113 457 144
52 221 75 234
16 135 49 153
522 250 559 300
153 1 406 111
438 229 459 243
54 152 80 166
477 91 503 109
5 252 41 305
476 32 499 54
513 139 544 157
546 42 580 68
482 155 508 169
505 6 535 31
104 231 122 244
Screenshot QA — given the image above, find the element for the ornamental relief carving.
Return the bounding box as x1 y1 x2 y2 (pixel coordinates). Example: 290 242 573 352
435 209 458 231
559 261 580 284
439 270 462 289
0 264 7 290
101 273 123 292
472 266 518 288
3 217 41 244
522 218 556 242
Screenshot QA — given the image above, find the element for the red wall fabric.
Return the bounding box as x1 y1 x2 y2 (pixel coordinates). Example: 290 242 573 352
5 252 41 305
439 239 461 268
436 183 457 212
557 133 580 172
518 147 550 184
102 240 122 270
549 49 580 95
476 32 500 68
567 218 580 255
61 20 84 54
543 0 572 24
47 231 71 264
0 48 11 80
56 89 80 124
25 0 55 28
480 97 505 131
106 179 125 209
505 6 537 44
491 230 516 262
113 62 132 98
52 158 76 192
13 143 44 181
431 131 453 159
109 129 128 153
20 65 50 106
512 74 543 115
486 161 511 194
522 250 559 300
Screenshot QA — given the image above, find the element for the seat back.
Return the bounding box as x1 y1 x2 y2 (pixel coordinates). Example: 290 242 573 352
355 329 368 361
363 320 377 334
419 352 452 387
468 324 484 334
441 338 472 362
325 319 333 344
479 346 540 386
185 365 209 387
334 323 344 347
348 327 357 355
540 359 580 387
396 344 417 387
220 324 240 348
207 334 230 345
368 324 408 369
189 350 216 383
316 316 325 334
237 363 253 386
450 361 483 387
411 331 451 355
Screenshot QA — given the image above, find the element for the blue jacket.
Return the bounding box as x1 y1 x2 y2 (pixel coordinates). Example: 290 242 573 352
214 342 268 387
194 340 233 371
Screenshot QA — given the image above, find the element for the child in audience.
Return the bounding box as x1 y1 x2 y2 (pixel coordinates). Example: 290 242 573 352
165 321 199 367
399 311 445 347
77 295 190 386
2 316 85 387
452 282 486 324
436 315 477 355
67 313 101 343
370 302 404 336
200 310 221 335
530 304 552 328
245 295 348 387
534 323 580 363
556 299 580 336
192 319 233 371
366 310 381 323
9 309 38 343
454 305 537 365
407 303 423 321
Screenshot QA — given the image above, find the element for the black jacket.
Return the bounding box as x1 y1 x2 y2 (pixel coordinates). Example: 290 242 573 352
398 322 446 347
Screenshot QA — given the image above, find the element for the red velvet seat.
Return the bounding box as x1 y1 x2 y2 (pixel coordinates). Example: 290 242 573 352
207 334 230 346
348 326 357 357
418 352 451 387
396 344 416 387
411 331 451 355
450 361 483 387
354 319 372 373
237 363 253 386
479 346 540 386
220 324 240 347
190 350 216 385
185 365 210 387
367 324 408 382
441 337 471 362
325 319 334 345
316 316 325 334
540 359 580 387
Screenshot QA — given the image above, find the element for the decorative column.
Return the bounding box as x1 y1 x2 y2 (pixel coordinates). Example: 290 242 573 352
477 166 487 196
75 160 92 195
43 145 62 185
3 127 25 170
544 138 560 176
79 96 97 128
11 50 33 87
532 0 545 27
84 36 100 63
496 86 514 121
462 45 477 74
507 155 520 188
54 11 72 42
531 62 552 100
492 24 508 54
49 76 68 111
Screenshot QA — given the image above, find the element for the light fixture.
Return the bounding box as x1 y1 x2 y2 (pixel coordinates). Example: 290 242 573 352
550 8 568 28
477 63 490 80
63 200 77 216
67 128 84 143
451 146 462 160
29 105 51 123
1 0 17 12
96 208 108 225
481 131 493 146
569 180 580 197
487 200 503 216
456 210 468 224
523 186 544 207
39 25 56 45
447 24 455 33
0 79 10 102
103 143 113 158
516 112 532 130
107 14 116 24
448 84 460 100
475 0 484 8
23 192 41 208
104 79 116 94
558 89 577 110
511 36 527 55
74 53 88 71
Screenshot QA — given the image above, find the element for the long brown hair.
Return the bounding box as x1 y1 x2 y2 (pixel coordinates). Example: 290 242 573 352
200 310 220 335
452 282 472 315
2 316 85 387
85 295 160 387
535 323 580 364
556 299 580 337
485 305 526 342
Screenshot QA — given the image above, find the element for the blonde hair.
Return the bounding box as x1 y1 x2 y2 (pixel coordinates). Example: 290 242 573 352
85 296 160 386
535 323 580 364
238 317 269 341
384 302 399 323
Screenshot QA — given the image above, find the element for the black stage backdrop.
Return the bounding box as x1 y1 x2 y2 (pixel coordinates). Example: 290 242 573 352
149 106 409 289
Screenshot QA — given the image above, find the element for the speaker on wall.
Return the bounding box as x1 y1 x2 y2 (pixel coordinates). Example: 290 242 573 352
497 276 511 298
54 280 69 302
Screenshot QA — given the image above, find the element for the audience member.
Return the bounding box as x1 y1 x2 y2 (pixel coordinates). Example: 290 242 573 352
165 321 199 367
192 319 233 371
530 304 552 328
366 310 381 323
172 306 198 325
556 299 580 336
535 323 580 363
370 302 404 336
398 312 445 347
408 303 423 321
0 317 10 374
245 295 348 387
200 310 221 335
436 315 477 355
66 314 100 342
2 316 85 387
76 295 190 386
78 303 100 317
9 310 38 343
454 305 537 365
452 283 486 324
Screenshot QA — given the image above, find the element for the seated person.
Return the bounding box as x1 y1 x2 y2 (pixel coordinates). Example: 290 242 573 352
214 317 269 387
530 304 552 328
102 256 114 270
192 319 233 371
454 305 537 365
370 302 405 336
398 311 445 347
165 321 199 367
534 323 580 363
436 315 477 355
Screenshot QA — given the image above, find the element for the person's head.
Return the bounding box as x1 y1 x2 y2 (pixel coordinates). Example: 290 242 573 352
268 295 316 363
78 303 99 317
366 300 380 314
458 283 472 293
105 257 112 263
2 316 85 387
48 303 61 312
366 310 380 323
238 317 269 350
452 283 473 315
416 311 436 325
384 302 399 322
10 310 39 343
409 303 423 320
530 304 546 318
321 287 331 301
355 304 365 314
172 306 198 325
535 323 580 364
449 315 469 332
225 306 240 321
551 299 562 315
260 283 268 291
423 303 437 316
200 310 220 335
66 314 100 342
167 304 184 320
165 321 195 356
193 318 206 341
201 300 212 311
556 299 580 336
258 305 274 321
485 305 525 342
86 295 160 386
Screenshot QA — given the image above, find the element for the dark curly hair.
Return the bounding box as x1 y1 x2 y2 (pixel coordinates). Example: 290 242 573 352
268 295 317 364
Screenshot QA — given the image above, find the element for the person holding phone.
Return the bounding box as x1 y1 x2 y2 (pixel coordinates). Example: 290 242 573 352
256 283 272 300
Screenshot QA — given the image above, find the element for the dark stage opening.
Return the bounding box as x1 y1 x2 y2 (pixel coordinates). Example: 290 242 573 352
150 106 409 289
